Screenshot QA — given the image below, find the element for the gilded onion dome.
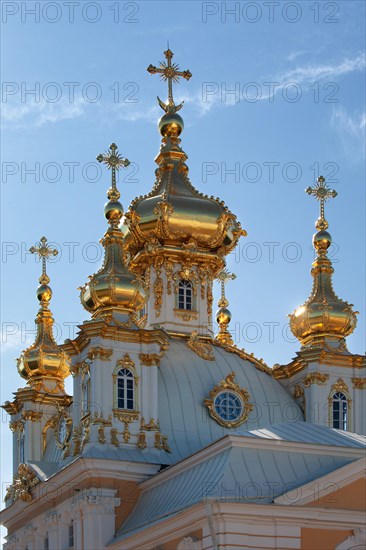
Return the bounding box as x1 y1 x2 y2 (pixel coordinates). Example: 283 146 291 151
123 49 246 271
17 237 70 385
80 143 145 319
289 177 358 346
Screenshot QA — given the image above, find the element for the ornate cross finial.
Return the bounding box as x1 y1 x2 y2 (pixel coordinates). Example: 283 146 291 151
306 176 337 230
217 269 236 307
147 49 192 113
30 236 58 285
97 143 130 201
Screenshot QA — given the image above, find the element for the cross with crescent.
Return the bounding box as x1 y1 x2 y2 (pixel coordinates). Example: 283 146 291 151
147 48 192 113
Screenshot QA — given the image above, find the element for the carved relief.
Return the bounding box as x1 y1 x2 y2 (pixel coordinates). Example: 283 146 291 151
187 331 215 361
5 464 39 503
303 372 329 387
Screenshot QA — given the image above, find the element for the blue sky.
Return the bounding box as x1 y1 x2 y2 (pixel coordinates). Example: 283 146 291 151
1 0 365 512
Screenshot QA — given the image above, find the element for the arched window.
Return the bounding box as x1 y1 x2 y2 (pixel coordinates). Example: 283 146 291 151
81 371 90 416
332 392 348 430
117 368 135 410
178 279 193 310
68 521 74 548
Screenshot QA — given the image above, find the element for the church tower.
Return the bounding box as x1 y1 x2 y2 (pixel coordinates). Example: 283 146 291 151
123 49 246 335
274 177 366 433
3 237 71 474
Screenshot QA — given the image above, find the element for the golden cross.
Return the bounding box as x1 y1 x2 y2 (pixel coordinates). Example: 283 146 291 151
97 143 130 199
217 269 236 307
30 236 58 285
147 49 192 113
306 175 337 229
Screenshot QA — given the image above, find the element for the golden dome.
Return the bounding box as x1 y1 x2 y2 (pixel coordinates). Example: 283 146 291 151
80 227 146 317
18 237 70 385
289 177 358 346
123 49 246 274
123 116 245 269
80 143 146 320
18 308 70 383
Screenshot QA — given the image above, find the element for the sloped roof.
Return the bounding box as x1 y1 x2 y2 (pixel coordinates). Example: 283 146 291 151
114 423 365 541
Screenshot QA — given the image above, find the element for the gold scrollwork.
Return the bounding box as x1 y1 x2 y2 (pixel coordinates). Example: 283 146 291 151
303 372 329 387
187 331 215 361
352 377 366 389
139 352 164 367
140 417 160 431
21 410 43 422
331 377 349 393
9 420 24 433
293 384 304 398
5 464 39 503
204 372 253 428
87 347 113 360
174 309 198 322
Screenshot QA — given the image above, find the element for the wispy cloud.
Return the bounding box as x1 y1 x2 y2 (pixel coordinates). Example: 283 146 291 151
330 106 366 162
183 53 366 116
2 98 86 128
2 55 364 126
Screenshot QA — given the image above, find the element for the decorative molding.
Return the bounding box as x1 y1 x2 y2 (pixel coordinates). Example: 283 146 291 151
303 372 329 387
352 377 366 389
140 417 160 431
21 410 43 422
155 432 171 452
187 331 215 361
4 464 39 503
174 308 198 322
139 352 164 366
204 372 253 428
293 384 304 398
9 420 24 433
87 346 113 360
331 377 349 393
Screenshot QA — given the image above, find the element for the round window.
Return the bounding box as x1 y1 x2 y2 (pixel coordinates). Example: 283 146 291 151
214 391 243 422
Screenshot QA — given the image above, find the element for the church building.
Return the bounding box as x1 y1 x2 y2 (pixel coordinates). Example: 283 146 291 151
1 49 365 550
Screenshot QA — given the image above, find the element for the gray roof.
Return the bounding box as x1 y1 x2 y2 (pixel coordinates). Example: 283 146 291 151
114 423 365 541
157 338 303 461
239 422 366 447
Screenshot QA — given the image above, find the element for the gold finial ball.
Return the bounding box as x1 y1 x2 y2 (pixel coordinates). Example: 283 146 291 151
313 230 332 251
158 113 184 137
104 200 123 224
36 284 52 303
216 307 232 325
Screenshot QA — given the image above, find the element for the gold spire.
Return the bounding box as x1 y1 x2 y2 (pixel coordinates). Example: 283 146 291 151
80 143 145 319
123 49 246 277
147 48 192 113
17 237 70 388
289 176 358 347
215 269 236 346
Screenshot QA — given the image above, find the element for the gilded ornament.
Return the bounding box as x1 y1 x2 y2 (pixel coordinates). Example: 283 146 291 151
139 352 164 367
303 372 329 387
352 377 366 389
87 347 113 360
174 309 198 322
4 463 39 503
21 410 42 422
187 331 215 361
290 177 358 345
140 417 160 431
204 372 253 428
9 420 24 433
331 377 349 393
137 432 147 449
293 384 304 398
111 428 120 447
